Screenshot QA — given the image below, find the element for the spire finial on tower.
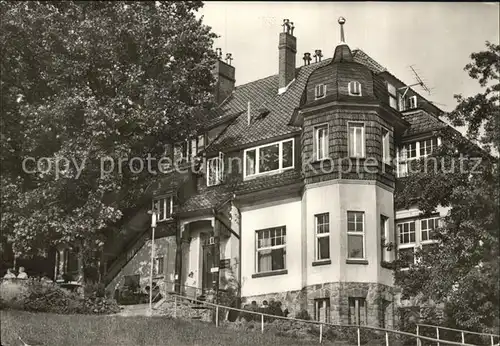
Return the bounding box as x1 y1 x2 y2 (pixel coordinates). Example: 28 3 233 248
338 16 346 43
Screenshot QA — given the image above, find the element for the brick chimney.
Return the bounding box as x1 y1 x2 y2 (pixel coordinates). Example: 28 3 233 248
278 19 297 94
212 48 235 105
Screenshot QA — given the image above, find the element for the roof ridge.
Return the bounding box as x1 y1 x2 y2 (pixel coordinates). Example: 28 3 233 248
234 59 333 90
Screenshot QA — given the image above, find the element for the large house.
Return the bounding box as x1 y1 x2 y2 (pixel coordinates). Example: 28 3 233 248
54 18 451 328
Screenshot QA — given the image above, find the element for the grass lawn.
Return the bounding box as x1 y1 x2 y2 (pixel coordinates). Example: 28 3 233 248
1 309 340 346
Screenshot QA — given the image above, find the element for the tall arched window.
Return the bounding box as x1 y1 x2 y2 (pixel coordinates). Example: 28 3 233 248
348 81 362 96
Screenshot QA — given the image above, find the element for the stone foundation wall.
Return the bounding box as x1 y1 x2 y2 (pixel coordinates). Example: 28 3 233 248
242 282 395 328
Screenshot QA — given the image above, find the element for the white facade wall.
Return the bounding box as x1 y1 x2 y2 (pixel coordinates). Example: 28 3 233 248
240 197 302 297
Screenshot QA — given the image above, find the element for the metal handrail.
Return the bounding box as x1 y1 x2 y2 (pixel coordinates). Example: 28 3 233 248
164 291 476 346
417 323 499 346
418 323 499 338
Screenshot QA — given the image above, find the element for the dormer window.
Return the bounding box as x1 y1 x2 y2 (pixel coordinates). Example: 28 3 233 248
153 196 173 222
348 81 362 96
315 84 326 100
387 83 398 110
408 96 417 109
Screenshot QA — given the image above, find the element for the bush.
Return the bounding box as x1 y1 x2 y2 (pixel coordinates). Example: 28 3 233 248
78 296 120 314
2 279 120 315
21 280 81 314
84 282 106 298
295 309 311 320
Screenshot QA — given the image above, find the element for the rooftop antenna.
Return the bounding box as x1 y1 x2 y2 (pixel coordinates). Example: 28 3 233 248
398 65 431 98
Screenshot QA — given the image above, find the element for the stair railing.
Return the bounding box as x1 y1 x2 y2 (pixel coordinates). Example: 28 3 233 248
417 323 499 346
162 291 478 346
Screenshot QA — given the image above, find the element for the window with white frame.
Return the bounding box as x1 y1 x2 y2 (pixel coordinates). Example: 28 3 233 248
408 96 417 109
314 124 329 161
244 139 294 178
387 83 398 110
256 227 286 273
421 217 439 242
315 213 330 261
380 215 390 262
397 221 416 269
349 297 367 325
419 138 439 157
396 138 441 177
347 211 365 259
315 298 330 323
207 152 224 186
348 122 365 158
382 127 391 164
348 81 362 96
398 221 416 244
315 84 326 99
153 257 164 276
153 196 173 222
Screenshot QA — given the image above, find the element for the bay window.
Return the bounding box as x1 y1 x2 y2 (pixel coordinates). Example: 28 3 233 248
244 139 294 178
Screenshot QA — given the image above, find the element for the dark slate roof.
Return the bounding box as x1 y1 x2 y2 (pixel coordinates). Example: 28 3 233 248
176 169 303 214
351 49 387 73
206 49 386 152
179 48 441 214
402 110 447 137
235 169 302 195
177 185 232 214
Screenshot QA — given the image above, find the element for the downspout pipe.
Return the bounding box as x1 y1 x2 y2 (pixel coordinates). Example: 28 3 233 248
212 205 242 308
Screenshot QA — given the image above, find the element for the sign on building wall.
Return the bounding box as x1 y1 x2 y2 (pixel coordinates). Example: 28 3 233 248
219 259 231 269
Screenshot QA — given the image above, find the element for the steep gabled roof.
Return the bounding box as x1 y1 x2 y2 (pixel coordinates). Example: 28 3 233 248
205 49 413 153
402 110 447 138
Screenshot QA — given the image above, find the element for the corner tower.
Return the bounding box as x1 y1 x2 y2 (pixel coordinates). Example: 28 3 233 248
299 17 409 327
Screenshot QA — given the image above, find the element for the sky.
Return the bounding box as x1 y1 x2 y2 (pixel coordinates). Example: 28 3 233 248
199 2 499 114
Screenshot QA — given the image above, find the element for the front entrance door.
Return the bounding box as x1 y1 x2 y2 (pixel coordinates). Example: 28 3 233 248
202 240 216 294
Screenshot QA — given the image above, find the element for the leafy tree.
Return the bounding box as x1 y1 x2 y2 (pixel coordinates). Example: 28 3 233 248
0 1 218 276
395 42 500 334
448 41 499 153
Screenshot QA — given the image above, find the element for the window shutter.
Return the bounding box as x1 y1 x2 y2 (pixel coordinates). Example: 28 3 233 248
198 134 205 153
218 152 225 183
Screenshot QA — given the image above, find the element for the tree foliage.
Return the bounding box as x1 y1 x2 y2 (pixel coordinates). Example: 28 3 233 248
448 41 499 153
0 1 218 260
395 42 500 333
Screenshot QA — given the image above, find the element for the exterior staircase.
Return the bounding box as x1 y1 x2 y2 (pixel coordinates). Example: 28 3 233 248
116 293 213 322
103 229 150 287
